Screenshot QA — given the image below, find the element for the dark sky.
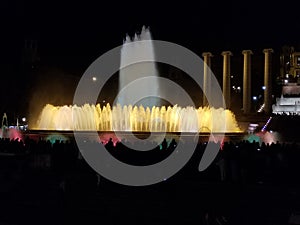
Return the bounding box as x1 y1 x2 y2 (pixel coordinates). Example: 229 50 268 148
0 0 300 121
2 0 300 59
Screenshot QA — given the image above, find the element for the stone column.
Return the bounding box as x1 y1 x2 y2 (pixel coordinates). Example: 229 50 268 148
242 50 253 114
221 51 233 109
263 48 274 114
202 52 213 106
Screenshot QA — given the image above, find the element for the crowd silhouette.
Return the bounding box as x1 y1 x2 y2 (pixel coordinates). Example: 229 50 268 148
0 135 300 186
1 135 300 225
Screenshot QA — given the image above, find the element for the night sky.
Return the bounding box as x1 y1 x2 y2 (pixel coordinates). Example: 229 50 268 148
1 0 300 123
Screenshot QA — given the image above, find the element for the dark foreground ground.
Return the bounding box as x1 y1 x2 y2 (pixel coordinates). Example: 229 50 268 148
0 153 299 225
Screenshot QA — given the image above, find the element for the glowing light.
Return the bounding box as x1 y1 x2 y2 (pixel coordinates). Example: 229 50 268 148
244 133 261 144
253 96 257 101
46 134 68 144
256 130 281 145
248 123 258 134
92 77 97 81
0 128 23 141
261 116 272 132
262 86 266 90
257 103 265 113
22 117 26 122
35 103 242 133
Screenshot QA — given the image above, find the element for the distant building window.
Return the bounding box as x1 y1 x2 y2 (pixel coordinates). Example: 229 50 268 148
297 56 300 65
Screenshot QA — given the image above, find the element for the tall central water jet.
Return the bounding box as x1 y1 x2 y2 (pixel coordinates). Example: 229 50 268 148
117 26 160 107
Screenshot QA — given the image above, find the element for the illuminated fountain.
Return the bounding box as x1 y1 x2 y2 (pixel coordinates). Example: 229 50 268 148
33 26 242 134
117 26 160 107
36 103 241 133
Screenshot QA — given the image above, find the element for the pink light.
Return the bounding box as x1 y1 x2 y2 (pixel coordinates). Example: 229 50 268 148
0 128 23 142
99 133 121 146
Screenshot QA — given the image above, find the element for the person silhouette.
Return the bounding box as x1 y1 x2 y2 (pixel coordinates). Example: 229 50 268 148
161 138 168 151
105 137 114 152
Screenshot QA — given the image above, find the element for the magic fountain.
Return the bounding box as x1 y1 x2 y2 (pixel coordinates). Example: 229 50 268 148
36 103 241 132
33 26 242 134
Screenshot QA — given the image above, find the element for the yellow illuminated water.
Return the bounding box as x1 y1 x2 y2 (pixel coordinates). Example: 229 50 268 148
35 103 241 133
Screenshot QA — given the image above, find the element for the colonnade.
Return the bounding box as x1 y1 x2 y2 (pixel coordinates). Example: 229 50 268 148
202 49 273 114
